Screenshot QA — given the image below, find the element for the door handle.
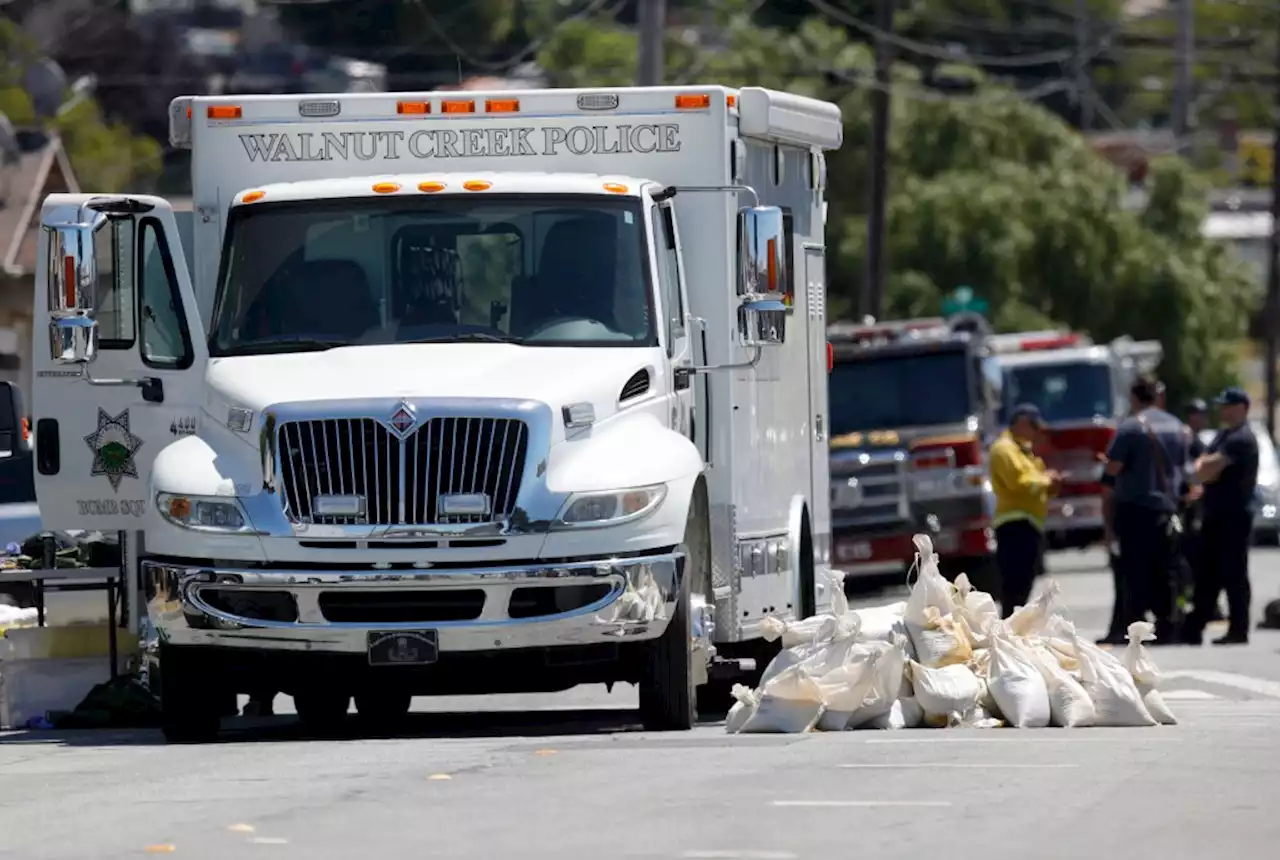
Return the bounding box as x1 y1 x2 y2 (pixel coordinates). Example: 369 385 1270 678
36 418 60 475
674 368 691 390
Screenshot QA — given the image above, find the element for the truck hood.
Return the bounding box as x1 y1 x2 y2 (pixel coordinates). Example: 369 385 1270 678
206 343 659 423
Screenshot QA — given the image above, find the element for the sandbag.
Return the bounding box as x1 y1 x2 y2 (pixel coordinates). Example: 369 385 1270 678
759 614 835 649
825 568 850 617
1121 621 1177 726
739 665 825 733
724 684 759 734
986 629 1051 728
908 660 983 725
813 646 882 731
1072 627 1156 727
903 536 973 667
846 634 911 728
796 615 867 679
1007 580 1062 638
758 614 852 687
859 696 924 730
953 573 999 647
853 600 909 643
1029 643 1095 728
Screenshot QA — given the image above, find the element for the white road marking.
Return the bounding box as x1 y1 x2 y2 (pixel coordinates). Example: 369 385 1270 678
681 852 798 859
863 735 1182 744
1159 689 1221 700
771 800 952 808
1161 670 1280 699
248 837 289 845
839 763 1078 769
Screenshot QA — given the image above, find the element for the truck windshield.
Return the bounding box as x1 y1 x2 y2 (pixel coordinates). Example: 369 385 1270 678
1003 361 1112 423
209 194 657 356
829 350 972 434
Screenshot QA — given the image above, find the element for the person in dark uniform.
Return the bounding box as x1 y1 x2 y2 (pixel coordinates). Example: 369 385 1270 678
1184 387 1258 645
1185 399 1209 459
1101 377 1190 645
1178 399 1210 617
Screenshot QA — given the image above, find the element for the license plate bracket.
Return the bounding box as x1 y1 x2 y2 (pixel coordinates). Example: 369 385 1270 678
367 630 439 667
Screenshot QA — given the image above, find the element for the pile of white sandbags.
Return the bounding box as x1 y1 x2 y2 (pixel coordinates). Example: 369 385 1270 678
727 534 1177 733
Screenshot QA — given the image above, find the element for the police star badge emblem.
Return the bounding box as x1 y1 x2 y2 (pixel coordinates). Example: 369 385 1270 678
83 407 144 492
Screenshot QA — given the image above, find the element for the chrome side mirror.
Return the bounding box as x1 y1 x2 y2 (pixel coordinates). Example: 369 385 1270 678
737 205 787 297
43 209 108 365
738 298 787 348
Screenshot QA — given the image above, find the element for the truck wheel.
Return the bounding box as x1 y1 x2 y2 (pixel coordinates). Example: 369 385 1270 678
355 689 412 730
639 499 705 731
158 645 223 744
293 689 351 735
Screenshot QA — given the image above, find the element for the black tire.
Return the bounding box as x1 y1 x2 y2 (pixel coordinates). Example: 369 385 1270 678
639 490 706 731
797 508 816 619
354 689 412 730
158 645 224 744
293 688 351 734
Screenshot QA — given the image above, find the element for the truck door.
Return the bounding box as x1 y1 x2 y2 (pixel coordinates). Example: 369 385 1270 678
803 246 829 559
650 200 694 442
32 195 207 531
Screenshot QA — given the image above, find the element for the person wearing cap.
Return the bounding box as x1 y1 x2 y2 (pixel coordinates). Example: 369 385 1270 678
1185 398 1210 460
989 404 1061 617
1184 387 1258 645
1100 376 1190 645
1177 398 1211 616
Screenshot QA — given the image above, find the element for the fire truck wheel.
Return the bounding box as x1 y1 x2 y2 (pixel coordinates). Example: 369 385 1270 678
158 645 224 744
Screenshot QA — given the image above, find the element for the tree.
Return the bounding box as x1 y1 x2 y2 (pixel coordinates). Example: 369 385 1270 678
0 18 161 191
535 5 1253 404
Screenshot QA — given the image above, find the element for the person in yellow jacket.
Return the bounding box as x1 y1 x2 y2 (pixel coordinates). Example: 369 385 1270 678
990 403 1061 617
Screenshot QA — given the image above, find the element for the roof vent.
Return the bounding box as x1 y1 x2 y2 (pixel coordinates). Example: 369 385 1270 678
619 369 651 402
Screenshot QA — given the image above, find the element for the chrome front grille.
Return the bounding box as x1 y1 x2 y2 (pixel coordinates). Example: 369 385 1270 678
831 450 910 532
278 416 529 526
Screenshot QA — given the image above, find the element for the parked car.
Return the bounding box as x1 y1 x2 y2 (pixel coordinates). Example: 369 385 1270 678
1197 421 1280 543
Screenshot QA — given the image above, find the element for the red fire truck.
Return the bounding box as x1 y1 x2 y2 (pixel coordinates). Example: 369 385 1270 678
990 331 1163 550
827 316 1002 592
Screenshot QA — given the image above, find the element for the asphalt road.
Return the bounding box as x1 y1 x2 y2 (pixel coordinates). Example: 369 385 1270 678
3 548 1279 860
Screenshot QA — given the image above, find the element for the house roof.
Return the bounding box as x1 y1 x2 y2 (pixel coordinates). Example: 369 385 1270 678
0 134 80 278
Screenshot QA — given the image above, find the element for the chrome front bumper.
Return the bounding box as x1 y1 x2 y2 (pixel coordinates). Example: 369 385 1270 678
143 552 684 654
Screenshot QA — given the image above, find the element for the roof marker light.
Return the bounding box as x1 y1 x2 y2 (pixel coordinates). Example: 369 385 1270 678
442 99 476 114
602 183 629 194
675 93 711 109
727 94 738 108
463 180 492 191
206 104 242 120
397 101 430 115
418 181 446 193
240 190 265 204
372 182 401 194
485 98 520 113
577 93 619 111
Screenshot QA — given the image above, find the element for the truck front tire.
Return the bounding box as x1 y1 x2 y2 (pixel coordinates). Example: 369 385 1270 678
638 497 705 731
158 645 224 744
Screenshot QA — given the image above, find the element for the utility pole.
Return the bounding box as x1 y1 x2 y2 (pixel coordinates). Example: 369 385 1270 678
637 0 666 87
1265 33 1280 438
1172 0 1195 145
864 0 894 319
1073 0 1093 131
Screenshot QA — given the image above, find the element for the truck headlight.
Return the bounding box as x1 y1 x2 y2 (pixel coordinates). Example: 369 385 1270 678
157 492 254 533
552 484 667 529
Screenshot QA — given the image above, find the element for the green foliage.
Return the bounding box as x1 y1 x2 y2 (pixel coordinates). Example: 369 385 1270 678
533 7 1252 405
1 17 159 191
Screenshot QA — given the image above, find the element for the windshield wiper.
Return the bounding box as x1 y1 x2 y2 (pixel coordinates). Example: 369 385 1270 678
407 333 522 345
213 337 351 356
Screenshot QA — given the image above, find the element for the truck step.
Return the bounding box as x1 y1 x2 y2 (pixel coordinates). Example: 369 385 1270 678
708 656 757 681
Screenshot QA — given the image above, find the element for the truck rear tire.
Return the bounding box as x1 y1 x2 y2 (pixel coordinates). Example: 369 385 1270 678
158 645 224 744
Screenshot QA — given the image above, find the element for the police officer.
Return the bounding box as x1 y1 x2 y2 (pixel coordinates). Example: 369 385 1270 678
1184 387 1258 645
1178 399 1210 615
1185 399 1210 460
1102 377 1190 644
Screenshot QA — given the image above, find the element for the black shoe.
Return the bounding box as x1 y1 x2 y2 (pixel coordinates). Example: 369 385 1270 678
1212 633 1249 646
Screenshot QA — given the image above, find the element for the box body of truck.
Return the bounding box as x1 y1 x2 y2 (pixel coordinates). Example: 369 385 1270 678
30 85 842 737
